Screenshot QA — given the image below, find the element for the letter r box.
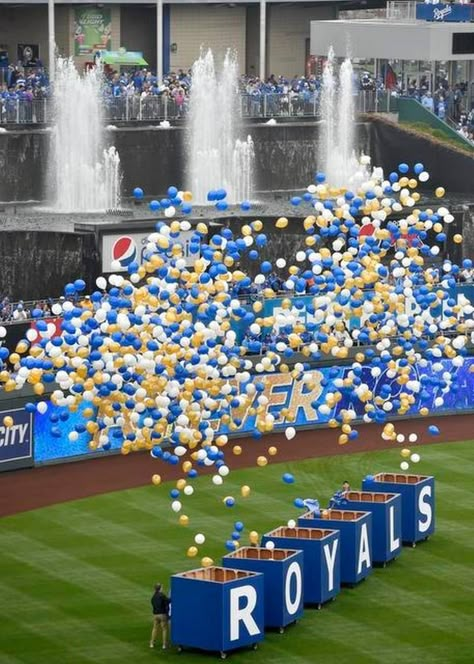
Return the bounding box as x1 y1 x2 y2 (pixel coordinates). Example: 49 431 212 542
222 547 304 632
340 491 402 564
260 526 340 607
362 473 435 545
298 509 373 585
171 566 264 657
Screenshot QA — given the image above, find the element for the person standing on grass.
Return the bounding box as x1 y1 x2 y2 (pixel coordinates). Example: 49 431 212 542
150 583 170 650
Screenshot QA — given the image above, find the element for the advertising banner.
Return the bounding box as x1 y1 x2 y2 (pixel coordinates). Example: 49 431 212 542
0 407 33 471
101 230 195 273
416 3 472 22
34 357 474 464
74 8 112 57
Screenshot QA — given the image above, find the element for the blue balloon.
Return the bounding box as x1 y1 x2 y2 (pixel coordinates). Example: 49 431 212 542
133 187 144 199
290 196 302 206
225 497 235 507
283 473 295 484
240 200 251 211
428 425 440 436
149 200 160 211
315 172 326 183
216 201 228 211
234 521 244 532
167 186 178 198
293 498 305 508
261 261 272 273
414 162 424 175
398 163 409 174
225 540 236 551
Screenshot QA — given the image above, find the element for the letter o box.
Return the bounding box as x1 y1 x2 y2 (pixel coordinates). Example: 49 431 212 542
260 526 340 608
340 491 402 565
298 509 373 586
171 566 264 657
222 547 304 632
362 473 435 546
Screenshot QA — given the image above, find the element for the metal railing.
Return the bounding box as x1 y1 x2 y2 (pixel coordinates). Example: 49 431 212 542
0 91 397 126
386 1 417 21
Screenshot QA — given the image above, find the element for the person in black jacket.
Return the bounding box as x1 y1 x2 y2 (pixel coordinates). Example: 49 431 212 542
150 583 170 649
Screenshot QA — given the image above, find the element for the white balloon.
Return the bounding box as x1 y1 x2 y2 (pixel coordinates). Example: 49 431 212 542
408 433 418 443
37 402 48 415
96 276 107 290
218 465 230 477
212 475 223 485
400 461 409 471
171 500 182 513
265 540 275 550
410 453 420 463
287 519 296 528
194 533 206 545
285 427 296 441
184 485 194 496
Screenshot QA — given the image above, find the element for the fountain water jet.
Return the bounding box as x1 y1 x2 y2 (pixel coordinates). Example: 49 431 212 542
320 49 366 188
187 49 254 205
49 57 121 212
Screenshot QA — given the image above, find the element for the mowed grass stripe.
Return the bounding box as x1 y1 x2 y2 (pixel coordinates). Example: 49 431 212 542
1 440 473 664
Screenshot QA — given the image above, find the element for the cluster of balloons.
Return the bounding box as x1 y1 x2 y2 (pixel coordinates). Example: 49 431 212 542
0 155 471 557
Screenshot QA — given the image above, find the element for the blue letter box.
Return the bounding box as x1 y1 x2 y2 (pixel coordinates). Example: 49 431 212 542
340 491 402 565
362 473 435 546
298 509 372 585
260 526 340 608
223 547 304 632
171 566 264 657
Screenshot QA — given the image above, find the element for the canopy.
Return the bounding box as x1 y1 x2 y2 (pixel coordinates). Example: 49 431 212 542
101 51 148 67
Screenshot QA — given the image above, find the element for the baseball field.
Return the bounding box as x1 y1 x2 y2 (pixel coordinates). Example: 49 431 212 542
1 437 473 664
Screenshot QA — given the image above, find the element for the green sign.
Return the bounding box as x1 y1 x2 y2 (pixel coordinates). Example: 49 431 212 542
74 8 112 56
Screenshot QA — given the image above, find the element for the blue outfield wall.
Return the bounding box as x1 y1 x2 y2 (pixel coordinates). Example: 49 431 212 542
33 356 474 464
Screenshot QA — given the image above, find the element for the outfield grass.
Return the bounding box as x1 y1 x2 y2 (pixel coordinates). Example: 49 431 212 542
1 440 474 664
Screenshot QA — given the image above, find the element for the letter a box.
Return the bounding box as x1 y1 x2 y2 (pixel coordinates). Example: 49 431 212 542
362 473 435 546
340 491 402 565
171 566 264 657
223 547 304 632
298 509 372 585
260 526 340 608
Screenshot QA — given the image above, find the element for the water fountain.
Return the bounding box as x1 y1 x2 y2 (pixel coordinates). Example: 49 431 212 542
187 49 254 205
320 48 365 188
49 57 121 212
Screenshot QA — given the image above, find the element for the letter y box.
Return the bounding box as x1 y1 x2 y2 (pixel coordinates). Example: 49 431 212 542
340 491 402 564
298 509 373 585
260 526 340 607
362 473 435 545
223 547 304 632
171 566 264 657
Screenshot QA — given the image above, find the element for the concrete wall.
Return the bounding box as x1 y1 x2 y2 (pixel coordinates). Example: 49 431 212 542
311 19 474 61
267 5 337 78
245 5 260 77
169 5 246 73
120 6 157 71
0 6 48 68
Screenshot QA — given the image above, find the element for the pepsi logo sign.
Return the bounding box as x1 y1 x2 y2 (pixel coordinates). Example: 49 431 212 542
112 236 138 269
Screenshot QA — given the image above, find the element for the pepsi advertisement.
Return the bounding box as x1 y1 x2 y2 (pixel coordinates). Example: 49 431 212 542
101 230 195 273
33 357 474 464
0 407 34 471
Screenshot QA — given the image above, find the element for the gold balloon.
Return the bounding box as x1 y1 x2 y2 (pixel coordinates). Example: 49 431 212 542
249 531 259 544
201 557 214 567
152 474 162 486
187 546 198 558
3 415 13 428
257 456 268 467
179 515 190 526
400 448 411 459
241 485 251 497
435 187 445 198
233 445 242 456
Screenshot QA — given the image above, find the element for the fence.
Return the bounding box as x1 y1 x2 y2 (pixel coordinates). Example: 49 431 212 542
0 91 397 126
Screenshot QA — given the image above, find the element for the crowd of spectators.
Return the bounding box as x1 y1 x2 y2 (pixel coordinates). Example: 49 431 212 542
0 296 53 322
